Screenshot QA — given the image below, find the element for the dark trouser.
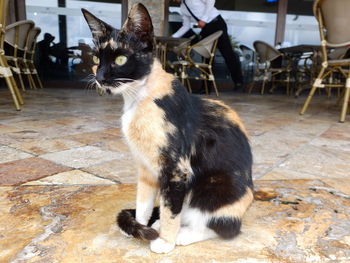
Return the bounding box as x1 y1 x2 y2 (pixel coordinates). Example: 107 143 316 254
200 15 243 85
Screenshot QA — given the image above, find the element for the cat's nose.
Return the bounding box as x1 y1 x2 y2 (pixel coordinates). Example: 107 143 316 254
96 71 105 83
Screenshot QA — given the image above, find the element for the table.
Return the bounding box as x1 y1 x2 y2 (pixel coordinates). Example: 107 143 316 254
279 45 322 96
154 36 190 68
279 45 322 55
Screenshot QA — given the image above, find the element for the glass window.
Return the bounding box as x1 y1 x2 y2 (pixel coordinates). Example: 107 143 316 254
284 14 320 46
169 7 277 49
26 0 121 81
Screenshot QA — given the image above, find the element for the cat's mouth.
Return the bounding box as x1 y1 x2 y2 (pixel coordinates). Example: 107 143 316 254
96 85 114 96
95 80 134 96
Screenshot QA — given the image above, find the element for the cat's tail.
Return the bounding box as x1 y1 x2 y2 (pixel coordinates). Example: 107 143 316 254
117 208 159 241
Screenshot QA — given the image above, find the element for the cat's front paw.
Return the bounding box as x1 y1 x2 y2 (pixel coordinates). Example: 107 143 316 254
176 227 193 246
150 238 175 254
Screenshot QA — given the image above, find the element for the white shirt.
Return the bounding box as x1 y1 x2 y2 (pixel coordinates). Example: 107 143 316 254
172 0 220 38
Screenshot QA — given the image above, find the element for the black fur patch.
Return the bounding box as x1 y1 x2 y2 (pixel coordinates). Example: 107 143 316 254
155 80 200 215
207 217 242 239
154 81 253 217
93 44 153 86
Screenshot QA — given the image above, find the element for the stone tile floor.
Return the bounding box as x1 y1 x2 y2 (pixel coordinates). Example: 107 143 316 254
0 87 349 262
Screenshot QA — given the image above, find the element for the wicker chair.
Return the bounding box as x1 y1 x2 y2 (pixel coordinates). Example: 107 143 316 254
172 31 223 96
300 0 350 122
0 0 23 110
5 20 35 91
251 40 292 95
24 27 43 89
169 37 194 92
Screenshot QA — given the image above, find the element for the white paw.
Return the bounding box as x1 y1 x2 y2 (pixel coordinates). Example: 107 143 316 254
150 238 175 254
151 220 160 231
176 228 193 246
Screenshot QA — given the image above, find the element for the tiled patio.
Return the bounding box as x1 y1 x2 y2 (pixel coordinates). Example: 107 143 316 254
1 87 350 262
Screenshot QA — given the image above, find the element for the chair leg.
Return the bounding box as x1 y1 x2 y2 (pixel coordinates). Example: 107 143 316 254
340 78 350 122
4 76 21 110
26 73 34 89
14 61 26 91
186 78 192 93
34 73 43 89
10 76 24 105
208 68 219 96
180 65 186 85
211 80 219 96
270 75 276 94
261 77 266 95
29 73 37 89
286 72 291 96
30 62 43 89
204 80 208 95
300 66 326 115
25 62 36 89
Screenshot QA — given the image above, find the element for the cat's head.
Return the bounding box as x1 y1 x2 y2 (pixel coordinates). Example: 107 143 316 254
82 3 154 95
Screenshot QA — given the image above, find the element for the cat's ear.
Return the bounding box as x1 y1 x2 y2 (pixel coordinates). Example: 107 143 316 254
81 8 114 42
121 3 154 51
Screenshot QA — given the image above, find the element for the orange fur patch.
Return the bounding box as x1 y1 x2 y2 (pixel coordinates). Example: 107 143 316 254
159 197 181 244
213 187 254 219
126 60 176 170
145 60 175 98
137 165 159 203
204 98 249 139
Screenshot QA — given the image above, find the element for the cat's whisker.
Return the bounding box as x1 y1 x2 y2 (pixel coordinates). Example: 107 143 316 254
85 77 97 95
113 78 135 82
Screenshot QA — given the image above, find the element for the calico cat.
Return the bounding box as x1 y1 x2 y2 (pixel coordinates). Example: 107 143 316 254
82 3 253 254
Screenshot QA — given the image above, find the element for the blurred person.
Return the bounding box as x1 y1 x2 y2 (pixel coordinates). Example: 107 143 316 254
35 33 55 80
172 0 244 90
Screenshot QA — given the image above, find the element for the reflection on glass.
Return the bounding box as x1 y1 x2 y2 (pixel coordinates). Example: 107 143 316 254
26 0 121 81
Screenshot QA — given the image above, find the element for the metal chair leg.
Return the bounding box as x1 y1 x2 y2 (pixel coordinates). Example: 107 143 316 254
185 78 192 93
28 73 37 89
286 73 291 96
204 79 208 95
13 61 26 91
4 76 21 110
10 76 24 105
340 79 350 122
34 73 43 89
300 66 326 115
208 68 219 96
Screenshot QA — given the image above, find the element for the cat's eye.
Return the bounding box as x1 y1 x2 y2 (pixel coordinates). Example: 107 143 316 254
92 56 100 65
115 55 127 66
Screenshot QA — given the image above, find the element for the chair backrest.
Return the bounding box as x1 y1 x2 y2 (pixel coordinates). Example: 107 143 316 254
191 30 223 59
0 0 9 51
0 0 8 27
26 27 41 53
314 0 350 47
5 20 35 51
173 38 192 59
253 40 281 63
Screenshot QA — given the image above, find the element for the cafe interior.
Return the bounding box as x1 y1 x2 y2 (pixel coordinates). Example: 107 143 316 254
1 0 350 262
